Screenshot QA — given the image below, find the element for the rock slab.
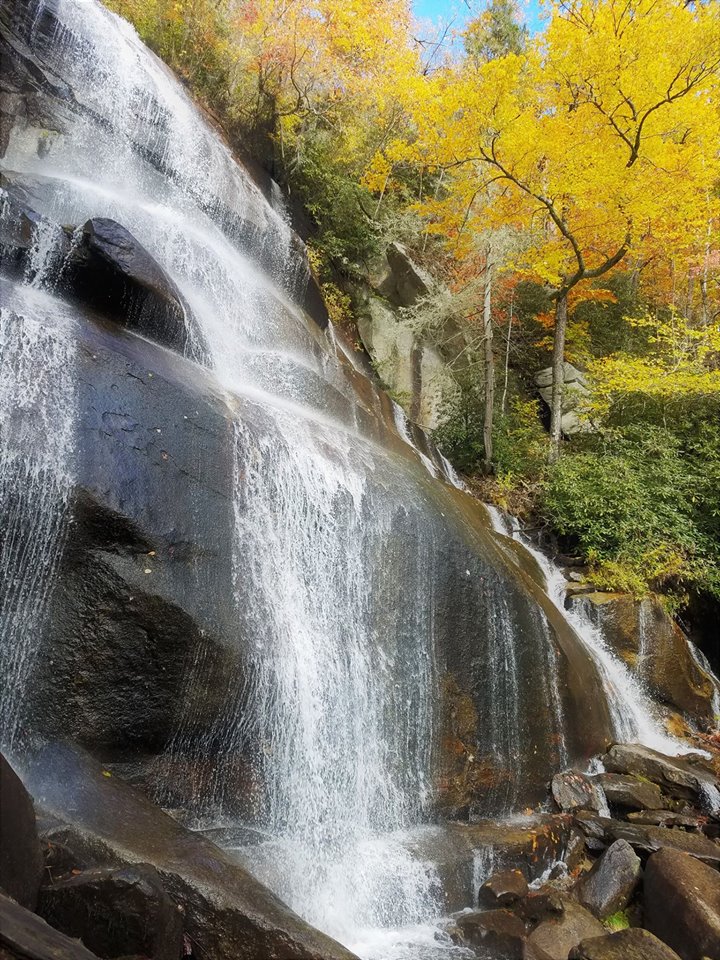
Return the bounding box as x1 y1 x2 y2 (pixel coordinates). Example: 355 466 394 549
0 892 101 960
525 901 605 960
644 846 720 960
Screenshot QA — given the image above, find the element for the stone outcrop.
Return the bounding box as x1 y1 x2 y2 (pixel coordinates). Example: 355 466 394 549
566 592 719 723
603 743 719 807
478 868 528 908
60 218 194 357
643 847 720 960
535 362 592 436
0 754 43 910
17 743 358 960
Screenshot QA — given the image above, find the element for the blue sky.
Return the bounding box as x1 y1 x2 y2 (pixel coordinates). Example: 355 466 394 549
412 0 545 35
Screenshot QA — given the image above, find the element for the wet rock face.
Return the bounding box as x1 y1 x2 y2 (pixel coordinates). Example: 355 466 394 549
18 743 359 960
38 864 183 960
566 592 718 723
454 908 527 957
575 839 641 919
644 847 720 960
60 219 195 356
0 755 43 910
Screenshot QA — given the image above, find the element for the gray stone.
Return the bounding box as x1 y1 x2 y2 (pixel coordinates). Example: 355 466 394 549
552 771 607 813
573 812 720 865
525 900 605 960
575 839 641 919
384 242 434 307
0 754 43 910
644 847 720 960
570 928 682 960
597 773 664 810
626 809 704 829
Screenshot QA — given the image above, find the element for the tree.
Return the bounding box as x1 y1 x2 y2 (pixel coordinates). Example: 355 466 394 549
464 0 527 66
394 0 720 459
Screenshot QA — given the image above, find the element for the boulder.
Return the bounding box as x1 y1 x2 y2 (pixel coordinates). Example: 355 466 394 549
38 864 183 960
570 928 682 960
0 754 43 910
573 812 720 865
566 595 719 723
478 868 528 908
16 743 359 960
454 908 526 957
644 847 720 960
525 900 605 960
0 892 101 960
603 744 719 807
596 773 664 811
552 771 607 814
60 218 193 355
575 839 641 919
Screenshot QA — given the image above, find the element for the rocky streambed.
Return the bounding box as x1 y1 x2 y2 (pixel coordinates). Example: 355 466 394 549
2 740 720 960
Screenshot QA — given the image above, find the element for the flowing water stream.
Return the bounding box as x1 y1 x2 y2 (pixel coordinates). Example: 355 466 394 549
0 2 714 958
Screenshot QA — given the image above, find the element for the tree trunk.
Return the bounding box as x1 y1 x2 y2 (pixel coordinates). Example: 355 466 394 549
483 258 494 470
549 292 567 463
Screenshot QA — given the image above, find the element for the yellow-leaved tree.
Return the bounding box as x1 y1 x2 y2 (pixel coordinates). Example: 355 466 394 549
384 0 720 460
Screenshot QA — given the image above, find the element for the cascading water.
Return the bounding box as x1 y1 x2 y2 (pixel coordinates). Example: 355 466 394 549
0 203 77 750
485 506 690 756
1 1 701 957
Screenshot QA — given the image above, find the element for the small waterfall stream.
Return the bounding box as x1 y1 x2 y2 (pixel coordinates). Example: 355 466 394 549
1 2 714 958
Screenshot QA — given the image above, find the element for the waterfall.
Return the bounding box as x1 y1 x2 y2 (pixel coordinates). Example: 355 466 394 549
0 2 640 958
485 506 690 756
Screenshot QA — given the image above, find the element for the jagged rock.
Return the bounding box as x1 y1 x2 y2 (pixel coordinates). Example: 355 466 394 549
603 744 719 806
566 595 719 723
525 900 605 960
478 868 528 908
16 743 358 960
596 773 664 811
454 908 526 957
644 847 720 960
575 839 641 919
60 218 193 355
0 754 43 910
570 928 682 960
552 771 607 813
38 864 183 960
573 812 720 864
514 891 565 925
0 892 101 960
